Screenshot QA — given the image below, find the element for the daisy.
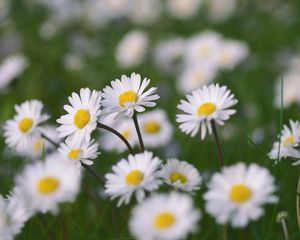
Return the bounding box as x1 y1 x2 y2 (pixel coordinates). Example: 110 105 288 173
15 155 82 214
105 151 162 206
3 100 49 153
129 192 201 240
129 0 162 25
100 118 138 153
268 119 300 160
166 0 203 20
115 30 148 68
159 159 201 193
206 0 236 22
58 138 100 166
102 72 160 118
176 84 238 139
56 88 101 145
139 109 173 148
204 163 278 228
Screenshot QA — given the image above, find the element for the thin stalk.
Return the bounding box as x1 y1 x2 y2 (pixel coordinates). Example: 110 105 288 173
211 120 224 169
281 219 290 240
82 164 105 186
41 134 59 148
132 113 145 152
297 174 300 231
220 224 228 240
98 122 134 154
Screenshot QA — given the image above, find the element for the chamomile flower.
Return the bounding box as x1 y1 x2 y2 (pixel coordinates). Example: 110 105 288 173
105 151 162 206
3 100 49 153
166 0 203 20
58 138 100 166
139 109 173 148
102 72 160 118
160 159 201 193
268 120 300 160
204 163 278 228
57 88 101 145
115 31 148 68
100 118 137 153
176 84 238 139
129 192 201 240
15 155 82 214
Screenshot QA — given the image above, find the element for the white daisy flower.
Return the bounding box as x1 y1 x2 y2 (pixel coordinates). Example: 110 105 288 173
58 138 100 166
129 0 162 25
115 31 148 68
204 163 278 228
3 100 49 154
129 192 201 240
268 120 300 160
56 88 102 145
177 62 217 93
105 151 162 207
166 0 203 20
216 40 249 70
160 159 201 193
100 118 138 153
176 84 238 139
102 72 160 118
0 54 28 91
139 109 173 149
206 0 236 22
15 155 82 214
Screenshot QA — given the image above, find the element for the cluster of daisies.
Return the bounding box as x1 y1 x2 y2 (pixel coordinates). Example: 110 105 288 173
1 72 279 239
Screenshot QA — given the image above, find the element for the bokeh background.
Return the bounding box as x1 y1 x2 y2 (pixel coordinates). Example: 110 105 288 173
1 0 300 239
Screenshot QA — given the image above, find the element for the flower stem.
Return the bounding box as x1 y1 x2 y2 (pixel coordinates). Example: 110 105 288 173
41 134 59 148
132 113 145 152
98 122 134 154
82 164 105 186
211 120 224 169
297 174 300 231
281 219 290 240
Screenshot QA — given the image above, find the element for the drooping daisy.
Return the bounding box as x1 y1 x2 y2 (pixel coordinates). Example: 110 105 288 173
102 72 160 118
56 88 101 145
166 0 203 20
115 30 148 68
159 159 201 193
139 109 173 148
58 138 100 165
176 84 238 139
15 155 82 214
129 192 201 240
268 119 300 160
204 163 278 228
3 100 49 153
105 151 162 206
99 118 138 153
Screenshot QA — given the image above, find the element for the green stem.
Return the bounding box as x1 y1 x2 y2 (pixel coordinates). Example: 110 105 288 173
132 113 145 152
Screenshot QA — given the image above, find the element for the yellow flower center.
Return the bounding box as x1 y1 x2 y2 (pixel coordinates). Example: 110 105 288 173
37 177 60 194
196 102 216 115
143 120 161 134
119 90 138 106
230 184 252 204
18 118 34 133
283 136 294 147
154 212 176 229
33 138 44 153
74 109 91 129
125 170 144 185
169 172 187 184
68 149 82 159
121 129 130 139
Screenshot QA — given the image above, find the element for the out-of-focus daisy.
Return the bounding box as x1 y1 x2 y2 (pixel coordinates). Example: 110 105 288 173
159 159 201 193
129 0 161 25
129 192 201 240
115 31 148 68
0 54 28 91
57 88 101 145
102 72 159 118
58 138 99 166
166 0 203 20
105 151 162 206
4 100 49 153
15 155 82 214
177 62 217 93
216 40 249 70
139 109 173 149
268 120 300 160
204 163 278 228
100 118 137 153
176 84 238 139
206 0 236 22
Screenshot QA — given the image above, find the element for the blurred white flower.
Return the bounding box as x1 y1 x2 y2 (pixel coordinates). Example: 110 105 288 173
129 0 162 25
129 192 201 240
166 0 203 20
206 0 237 22
204 163 277 228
